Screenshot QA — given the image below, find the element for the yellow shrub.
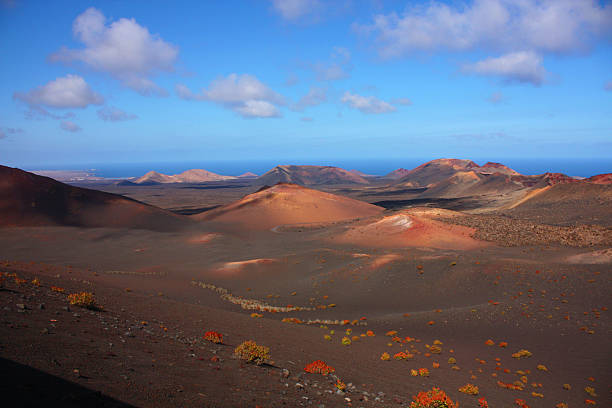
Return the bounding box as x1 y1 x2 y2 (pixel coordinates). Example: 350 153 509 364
67 292 100 310
234 340 270 365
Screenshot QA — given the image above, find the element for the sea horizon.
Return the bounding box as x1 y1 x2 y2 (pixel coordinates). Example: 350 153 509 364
16 157 612 179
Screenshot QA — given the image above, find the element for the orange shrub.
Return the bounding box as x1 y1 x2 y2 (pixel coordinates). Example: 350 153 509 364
203 330 223 344
304 360 335 375
409 387 457 408
234 340 270 365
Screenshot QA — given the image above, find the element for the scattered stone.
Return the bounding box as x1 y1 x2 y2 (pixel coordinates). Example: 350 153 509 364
281 368 290 378
41 328 49 334
16 304 26 310
38 304 45 310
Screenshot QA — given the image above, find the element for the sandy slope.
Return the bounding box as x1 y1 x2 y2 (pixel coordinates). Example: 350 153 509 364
196 183 383 230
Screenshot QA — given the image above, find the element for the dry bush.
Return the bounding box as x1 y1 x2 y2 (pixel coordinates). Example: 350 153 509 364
234 340 270 365
67 292 101 310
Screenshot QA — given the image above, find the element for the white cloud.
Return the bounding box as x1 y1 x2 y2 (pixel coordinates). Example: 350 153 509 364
97 106 138 122
14 74 104 109
312 47 351 81
176 74 284 118
391 97 412 106
270 0 320 21
49 7 178 96
60 120 81 132
463 51 546 85
234 100 280 118
292 87 327 111
357 0 612 57
341 91 396 114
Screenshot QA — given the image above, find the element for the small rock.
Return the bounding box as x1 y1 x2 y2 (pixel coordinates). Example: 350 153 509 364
16 304 26 310
41 328 49 334
62 306 70 312
295 383 304 389
38 304 45 310
73 313 81 318
281 368 290 378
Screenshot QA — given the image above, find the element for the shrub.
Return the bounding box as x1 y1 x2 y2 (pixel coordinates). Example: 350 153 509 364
31 278 40 286
458 383 479 395
512 349 532 359
430 345 442 354
418 368 430 377
51 286 65 293
67 292 100 310
478 398 488 408
304 360 335 375
380 352 390 361
409 387 457 408
341 336 351 346
234 340 270 365
203 330 223 344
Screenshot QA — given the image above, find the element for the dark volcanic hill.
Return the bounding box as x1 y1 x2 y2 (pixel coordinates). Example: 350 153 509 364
0 165 189 231
255 165 369 185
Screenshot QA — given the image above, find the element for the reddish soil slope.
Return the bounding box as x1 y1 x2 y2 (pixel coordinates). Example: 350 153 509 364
0 165 188 231
196 183 383 229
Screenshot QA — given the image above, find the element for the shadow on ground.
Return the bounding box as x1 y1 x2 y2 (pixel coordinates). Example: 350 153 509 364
0 358 135 408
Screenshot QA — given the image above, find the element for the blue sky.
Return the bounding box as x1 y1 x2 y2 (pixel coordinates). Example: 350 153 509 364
1 0 611 169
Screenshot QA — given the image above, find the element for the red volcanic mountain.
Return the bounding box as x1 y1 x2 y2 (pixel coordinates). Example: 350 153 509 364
394 159 522 187
382 168 411 180
256 165 369 185
0 165 189 230
197 183 383 230
587 173 612 184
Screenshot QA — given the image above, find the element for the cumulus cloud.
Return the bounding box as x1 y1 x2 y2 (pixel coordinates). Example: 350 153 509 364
341 92 396 114
391 97 412 106
270 0 321 21
463 51 546 85
60 120 81 132
357 0 612 57
49 7 178 96
312 47 352 81
97 106 138 122
292 87 327 111
14 74 104 110
176 74 284 118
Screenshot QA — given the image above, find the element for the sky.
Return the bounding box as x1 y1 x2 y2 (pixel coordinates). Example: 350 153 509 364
0 0 611 170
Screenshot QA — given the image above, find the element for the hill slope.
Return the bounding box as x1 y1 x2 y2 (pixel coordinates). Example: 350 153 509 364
256 165 369 185
133 169 236 184
196 183 383 230
0 165 189 230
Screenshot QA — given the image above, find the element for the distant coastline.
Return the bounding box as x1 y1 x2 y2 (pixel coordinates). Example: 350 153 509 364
21 157 612 180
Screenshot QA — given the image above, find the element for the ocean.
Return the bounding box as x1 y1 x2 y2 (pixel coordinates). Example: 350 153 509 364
22 157 611 179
